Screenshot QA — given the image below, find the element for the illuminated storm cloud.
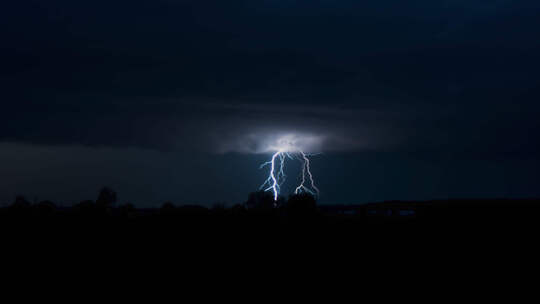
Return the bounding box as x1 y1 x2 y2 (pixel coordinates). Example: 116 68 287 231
219 132 322 201
218 132 325 154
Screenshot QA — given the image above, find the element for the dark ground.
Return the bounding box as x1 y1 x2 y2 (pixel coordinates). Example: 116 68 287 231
3 190 539 291
3 189 540 239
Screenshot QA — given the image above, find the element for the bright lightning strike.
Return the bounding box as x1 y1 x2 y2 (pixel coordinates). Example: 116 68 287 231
294 151 320 197
259 135 320 201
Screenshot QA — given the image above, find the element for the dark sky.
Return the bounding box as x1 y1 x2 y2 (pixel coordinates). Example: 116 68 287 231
2 0 540 206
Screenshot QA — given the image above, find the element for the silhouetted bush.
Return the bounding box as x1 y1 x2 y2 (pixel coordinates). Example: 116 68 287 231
72 200 102 218
245 191 277 211
33 200 57 216
117 203 136 218
12 196 31 209
96 187 117 207
7 196 32 218
160 202 177 216
227 204 247 217
285 193 318 217
212 203 226 210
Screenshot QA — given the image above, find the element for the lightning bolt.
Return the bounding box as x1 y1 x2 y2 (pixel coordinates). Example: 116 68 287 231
294 151 320 196
259 151 282 201
260 150 319 201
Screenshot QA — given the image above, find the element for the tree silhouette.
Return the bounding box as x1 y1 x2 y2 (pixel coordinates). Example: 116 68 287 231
33 201 57 216
96 187 117 207
285 193 318 216
12 195 31 208
245 191 276 211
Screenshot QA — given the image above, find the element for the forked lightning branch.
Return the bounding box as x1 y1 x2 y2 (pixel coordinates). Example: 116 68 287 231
259 138 320 201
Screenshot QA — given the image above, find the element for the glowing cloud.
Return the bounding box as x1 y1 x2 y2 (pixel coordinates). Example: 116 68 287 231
217 131 325 155
256 133 321 201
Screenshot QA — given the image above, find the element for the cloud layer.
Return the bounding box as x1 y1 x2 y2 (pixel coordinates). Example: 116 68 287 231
1 0 540 157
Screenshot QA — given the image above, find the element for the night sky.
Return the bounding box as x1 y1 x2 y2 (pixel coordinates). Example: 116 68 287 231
2 1 540 206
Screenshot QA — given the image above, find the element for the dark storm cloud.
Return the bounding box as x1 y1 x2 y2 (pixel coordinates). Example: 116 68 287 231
2 0 540 157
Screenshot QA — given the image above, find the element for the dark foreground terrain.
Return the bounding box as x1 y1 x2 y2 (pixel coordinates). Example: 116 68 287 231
3 189 540 237
3 189 540 281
